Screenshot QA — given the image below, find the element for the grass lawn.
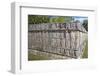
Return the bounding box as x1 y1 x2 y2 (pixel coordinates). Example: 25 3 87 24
28 51 50 61
82 40 88 58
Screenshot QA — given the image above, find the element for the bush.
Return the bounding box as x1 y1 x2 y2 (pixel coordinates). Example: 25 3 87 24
28 15 50 24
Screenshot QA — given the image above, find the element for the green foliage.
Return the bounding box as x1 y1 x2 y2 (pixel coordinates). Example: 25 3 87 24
65 16 74 22
50 16 73 23
28 15 73 24
82 20 88 31
28 15 50 24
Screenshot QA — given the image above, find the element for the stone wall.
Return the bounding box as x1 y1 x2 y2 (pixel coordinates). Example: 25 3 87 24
28 22 87 58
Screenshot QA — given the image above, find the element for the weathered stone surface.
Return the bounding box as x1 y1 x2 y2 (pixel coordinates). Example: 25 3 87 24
28 22 87 58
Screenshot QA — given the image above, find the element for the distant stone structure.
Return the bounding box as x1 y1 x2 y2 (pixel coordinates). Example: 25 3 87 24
28 22 87 59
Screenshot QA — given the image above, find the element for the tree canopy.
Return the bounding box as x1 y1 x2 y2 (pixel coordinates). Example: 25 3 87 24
50 16 73 23
82 20 88 31
28 15 73 24
28 15 50 24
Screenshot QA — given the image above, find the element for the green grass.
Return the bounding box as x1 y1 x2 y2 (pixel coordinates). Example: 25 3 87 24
28 51 49 61
82 40 88 58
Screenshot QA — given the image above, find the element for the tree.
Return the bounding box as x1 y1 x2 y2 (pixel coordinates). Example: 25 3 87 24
28 15 74 24
82 20 88 31
28 15 50 24
49 16 73 23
